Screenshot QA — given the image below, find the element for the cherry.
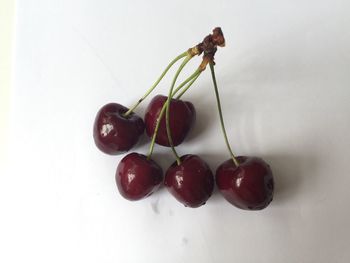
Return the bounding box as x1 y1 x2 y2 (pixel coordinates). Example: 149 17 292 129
216 156 274 210
164 155 214 208
144 95 195 147
93 103 145 155
116 152 163 201
94 28 278 212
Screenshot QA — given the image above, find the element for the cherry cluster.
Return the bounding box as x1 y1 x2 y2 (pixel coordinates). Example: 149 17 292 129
93 28 274 210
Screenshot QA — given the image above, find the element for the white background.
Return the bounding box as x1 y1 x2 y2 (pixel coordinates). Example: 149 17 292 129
1 0 350 262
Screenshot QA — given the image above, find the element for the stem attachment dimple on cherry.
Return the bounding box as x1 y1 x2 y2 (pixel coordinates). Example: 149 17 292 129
209 62 239 167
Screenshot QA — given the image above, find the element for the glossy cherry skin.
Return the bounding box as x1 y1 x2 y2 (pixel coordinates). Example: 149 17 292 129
164 155 214 208
116 152 163 201
93 103 144 155
216 156 274 210
144 95 196 147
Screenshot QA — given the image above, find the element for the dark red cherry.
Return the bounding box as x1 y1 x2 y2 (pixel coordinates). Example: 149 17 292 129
144 95 196 147
116 152 163 201
216 156 274 210
93 103 144 155
164 155 214 208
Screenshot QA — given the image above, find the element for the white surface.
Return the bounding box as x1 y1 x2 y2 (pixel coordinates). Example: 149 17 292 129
2 0 350 262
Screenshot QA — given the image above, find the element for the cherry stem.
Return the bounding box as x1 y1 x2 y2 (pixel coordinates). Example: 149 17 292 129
209 63 239 166
147 60 199 160
123 51 188 117
173 69 201 98
176 71 201 99
166 56 192 165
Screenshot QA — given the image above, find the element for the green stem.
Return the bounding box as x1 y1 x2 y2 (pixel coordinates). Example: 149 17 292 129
209 63 239 166
147 67 201 159
176 71 201 99
123 51 188 117
166 56 192 165
147 102 167 159
173 69 201 97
